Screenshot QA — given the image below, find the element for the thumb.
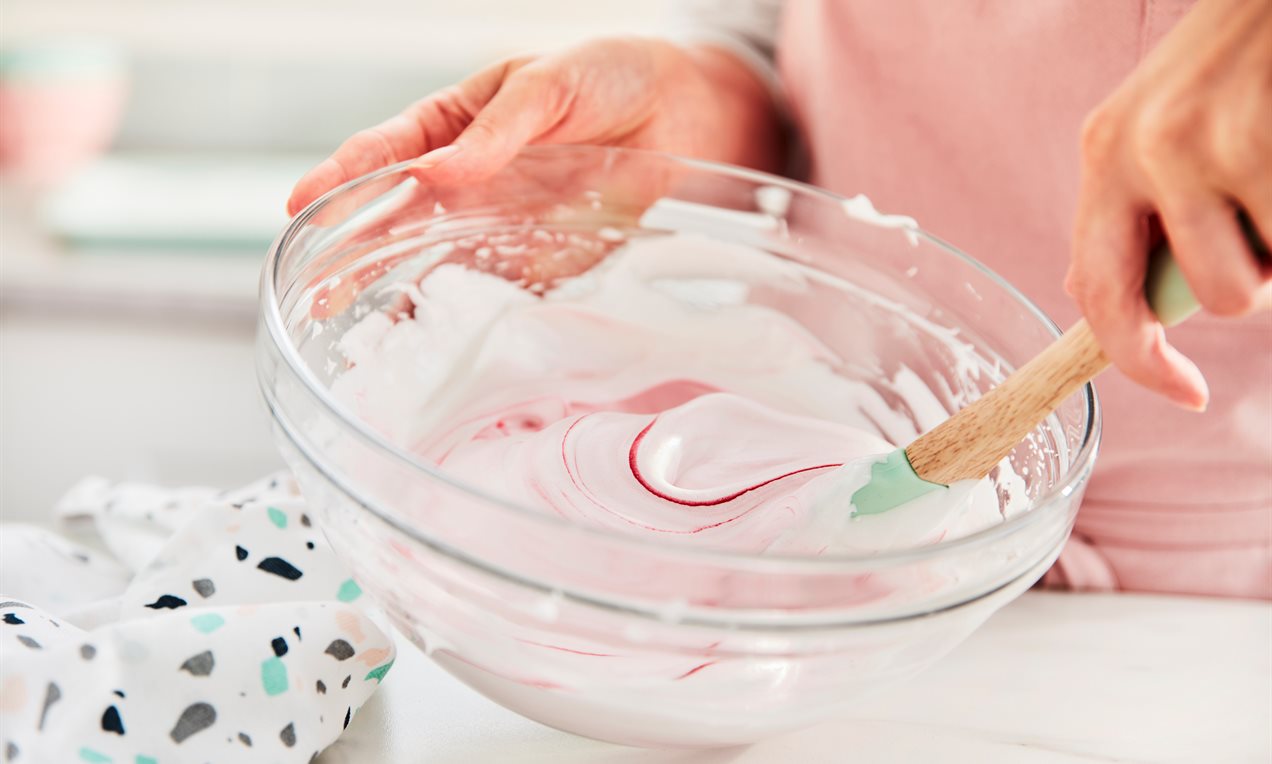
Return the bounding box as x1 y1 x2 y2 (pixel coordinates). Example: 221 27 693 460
410 66 568 183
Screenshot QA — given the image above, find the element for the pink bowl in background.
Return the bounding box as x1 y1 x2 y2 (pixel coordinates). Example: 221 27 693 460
0 42 128 186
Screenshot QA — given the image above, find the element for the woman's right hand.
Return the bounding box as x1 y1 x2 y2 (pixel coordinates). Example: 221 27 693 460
287 37 782 216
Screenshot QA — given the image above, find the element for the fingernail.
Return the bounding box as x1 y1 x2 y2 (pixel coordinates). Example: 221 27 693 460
414 145 460 169
1180 391 1208 413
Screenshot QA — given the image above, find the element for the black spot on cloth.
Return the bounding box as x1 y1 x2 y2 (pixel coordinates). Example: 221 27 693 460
292 626 302 640
280 722 296 748
144 594 188 610
300 514 312 527
192 578 216 598
17 635 40 650
315 680 326 695
37 683 60 731
2 614 22 625
235 545 249 561
324 639 354 661
5 742 17 761
170 702 216 743
112 690 125 698
180 650 215 677
101 705 125 735
271 637 288 657
257 557 302 580
81 644 96 660
238 732 252 747
341 675 351 689
343 707 351 729
305 541 315 550
72 552 90 563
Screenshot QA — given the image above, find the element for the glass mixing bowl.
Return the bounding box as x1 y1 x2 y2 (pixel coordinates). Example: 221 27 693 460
257 145 1098 748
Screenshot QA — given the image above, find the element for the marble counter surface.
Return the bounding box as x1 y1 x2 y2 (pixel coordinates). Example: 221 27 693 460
321 591 1270 763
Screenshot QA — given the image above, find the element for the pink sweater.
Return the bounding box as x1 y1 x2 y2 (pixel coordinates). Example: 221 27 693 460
766 0 1271 598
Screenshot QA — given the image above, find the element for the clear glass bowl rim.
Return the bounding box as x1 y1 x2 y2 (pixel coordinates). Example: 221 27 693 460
260 144 1101 574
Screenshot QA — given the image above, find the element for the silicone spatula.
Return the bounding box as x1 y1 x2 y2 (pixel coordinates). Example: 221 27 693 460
850 216 1268 515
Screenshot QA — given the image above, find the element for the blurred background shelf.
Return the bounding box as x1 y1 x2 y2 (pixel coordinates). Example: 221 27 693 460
2 153 298 328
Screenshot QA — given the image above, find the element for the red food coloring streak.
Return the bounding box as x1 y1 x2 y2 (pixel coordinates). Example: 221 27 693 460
489 415 544 437
628 421 839 507
560 416 765 534
388 539 414 560
520 640 615 657
675 662 716 680
423 396 574 455
529 480 567 519
445 651 567 690
612 379 719 414
560 416 592 496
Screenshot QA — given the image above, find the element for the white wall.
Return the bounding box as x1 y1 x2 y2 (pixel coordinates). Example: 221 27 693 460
0 312 277 523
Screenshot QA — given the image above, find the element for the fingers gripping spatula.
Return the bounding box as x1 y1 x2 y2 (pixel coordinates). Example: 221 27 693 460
850 217 1267 516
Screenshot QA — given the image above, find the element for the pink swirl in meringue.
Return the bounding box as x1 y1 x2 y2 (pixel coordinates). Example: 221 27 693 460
429 390 890 549
330 233 1011 556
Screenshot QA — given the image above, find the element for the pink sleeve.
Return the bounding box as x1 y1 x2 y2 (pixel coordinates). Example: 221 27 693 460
1043 528 1272 599
1041 534 1120 591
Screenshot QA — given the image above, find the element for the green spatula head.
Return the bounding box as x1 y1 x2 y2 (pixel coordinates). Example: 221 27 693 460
850 449 943 516
847 225 1236 517
1145 240 1199 327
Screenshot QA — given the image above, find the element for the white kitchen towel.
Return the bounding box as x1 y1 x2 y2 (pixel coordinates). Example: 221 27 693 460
0 474 394 764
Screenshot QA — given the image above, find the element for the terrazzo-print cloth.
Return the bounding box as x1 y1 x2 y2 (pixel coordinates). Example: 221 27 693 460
0 474 395 763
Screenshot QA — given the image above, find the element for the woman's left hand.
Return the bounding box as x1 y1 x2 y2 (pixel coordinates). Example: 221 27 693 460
1067 0 1272 411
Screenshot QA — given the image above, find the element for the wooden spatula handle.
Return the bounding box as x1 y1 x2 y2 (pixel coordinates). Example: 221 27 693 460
899 215 1263 490
907 319 1108 485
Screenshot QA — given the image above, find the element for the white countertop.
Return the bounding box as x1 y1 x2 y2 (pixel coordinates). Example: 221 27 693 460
323 591 1271 763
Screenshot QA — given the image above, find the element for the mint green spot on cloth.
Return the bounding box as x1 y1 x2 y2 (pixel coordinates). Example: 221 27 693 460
136 756 157 764
190 613 225 634
365 658 395 684
261 656 289 696
336 578 363 603
266 506 287 529
78 749 112 763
